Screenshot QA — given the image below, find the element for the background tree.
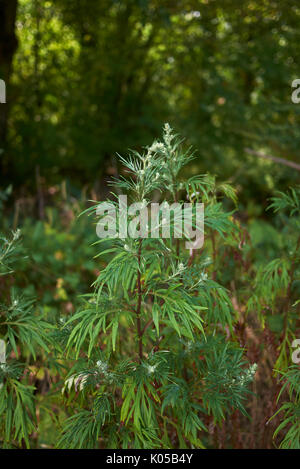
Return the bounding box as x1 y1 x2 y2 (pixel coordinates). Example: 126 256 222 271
0 0 18 175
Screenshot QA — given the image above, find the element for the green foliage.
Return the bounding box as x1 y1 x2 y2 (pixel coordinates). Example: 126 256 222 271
0 377 36 448
0 129 299 449
58 126 255 448
246 186 300 448
0 290 50 359
4 0 300 202
272 366 300 449
0 230 45 447
0 0 299 450
0 230 22 275
247 187 300 357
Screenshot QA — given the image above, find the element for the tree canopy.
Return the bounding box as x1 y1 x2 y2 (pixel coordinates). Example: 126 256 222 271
0 0 299 200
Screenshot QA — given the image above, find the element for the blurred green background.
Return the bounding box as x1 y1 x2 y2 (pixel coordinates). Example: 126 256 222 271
1 0 300 208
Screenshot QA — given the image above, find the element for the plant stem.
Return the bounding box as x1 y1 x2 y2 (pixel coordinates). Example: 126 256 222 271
211 229 217 280
283 235 300 338
136 239 143 363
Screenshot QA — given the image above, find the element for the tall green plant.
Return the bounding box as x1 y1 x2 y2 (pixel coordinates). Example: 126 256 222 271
58 125 256 449
0 230 50 447
266 188 300 449
246 187 300 448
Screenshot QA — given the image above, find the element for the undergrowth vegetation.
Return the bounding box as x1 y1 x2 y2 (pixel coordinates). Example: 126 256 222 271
0 126 299 449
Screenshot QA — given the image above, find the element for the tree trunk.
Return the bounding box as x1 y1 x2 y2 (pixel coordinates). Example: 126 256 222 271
0 0 18 174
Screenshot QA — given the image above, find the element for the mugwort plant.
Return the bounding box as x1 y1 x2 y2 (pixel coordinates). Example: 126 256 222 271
58 125 256 449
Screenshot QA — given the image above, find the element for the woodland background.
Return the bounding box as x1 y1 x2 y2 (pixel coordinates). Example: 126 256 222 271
0 0 299 449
